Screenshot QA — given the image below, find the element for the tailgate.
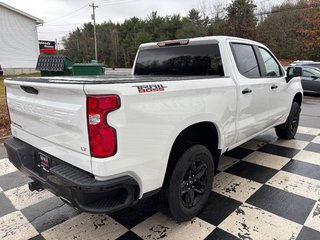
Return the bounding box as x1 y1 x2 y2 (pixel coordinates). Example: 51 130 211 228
5 79 92 172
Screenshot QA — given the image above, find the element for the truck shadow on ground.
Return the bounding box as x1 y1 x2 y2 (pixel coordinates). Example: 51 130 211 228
304 92 320 98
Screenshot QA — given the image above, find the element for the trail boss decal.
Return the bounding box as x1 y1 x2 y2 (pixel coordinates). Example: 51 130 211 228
133 84 167 93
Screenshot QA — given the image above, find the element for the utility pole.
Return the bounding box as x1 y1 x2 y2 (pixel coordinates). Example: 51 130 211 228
89 2 98 62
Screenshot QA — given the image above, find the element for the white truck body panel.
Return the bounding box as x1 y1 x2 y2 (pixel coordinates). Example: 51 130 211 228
84 77 237 193
4 36 303 197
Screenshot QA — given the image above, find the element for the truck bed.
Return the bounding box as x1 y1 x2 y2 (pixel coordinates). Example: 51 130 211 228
6 73 220 84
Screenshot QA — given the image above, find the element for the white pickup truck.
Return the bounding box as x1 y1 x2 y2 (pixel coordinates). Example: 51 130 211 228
4 36 303 221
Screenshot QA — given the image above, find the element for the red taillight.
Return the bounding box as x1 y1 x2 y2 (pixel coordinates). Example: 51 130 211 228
87 95 120 158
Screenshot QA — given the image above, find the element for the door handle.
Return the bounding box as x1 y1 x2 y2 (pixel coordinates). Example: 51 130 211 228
242 88 252 94
20 86 39 95
271 84 278 90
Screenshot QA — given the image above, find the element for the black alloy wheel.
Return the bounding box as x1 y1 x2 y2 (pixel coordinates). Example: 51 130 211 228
158 144 214 222
180 160 208 208
275 102 301 139
290 105 300 135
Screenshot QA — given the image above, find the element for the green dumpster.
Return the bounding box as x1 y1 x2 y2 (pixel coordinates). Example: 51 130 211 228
72 63 105 76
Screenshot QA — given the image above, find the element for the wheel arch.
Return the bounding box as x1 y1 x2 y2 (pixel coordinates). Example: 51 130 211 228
162 121 221 186
293 92 303 106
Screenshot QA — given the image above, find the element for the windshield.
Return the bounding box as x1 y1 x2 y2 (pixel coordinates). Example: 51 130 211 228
134 44 224 76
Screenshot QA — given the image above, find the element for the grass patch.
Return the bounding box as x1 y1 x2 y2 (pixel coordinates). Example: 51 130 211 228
0 76 6 100
0 77 10 140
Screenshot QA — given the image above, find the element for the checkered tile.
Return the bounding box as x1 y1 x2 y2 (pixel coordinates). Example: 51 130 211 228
1 126 320 240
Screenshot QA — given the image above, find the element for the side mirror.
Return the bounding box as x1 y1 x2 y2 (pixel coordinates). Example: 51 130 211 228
286 67 302 82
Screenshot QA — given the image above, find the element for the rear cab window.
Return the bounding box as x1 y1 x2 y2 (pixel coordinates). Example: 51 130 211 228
134 43 224 76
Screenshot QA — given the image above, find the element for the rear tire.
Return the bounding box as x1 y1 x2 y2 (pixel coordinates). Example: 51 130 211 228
275 102 301 139
158 144 214 222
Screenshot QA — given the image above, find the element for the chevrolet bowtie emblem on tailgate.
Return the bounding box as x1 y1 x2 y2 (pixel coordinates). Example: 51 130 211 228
133 84 167 93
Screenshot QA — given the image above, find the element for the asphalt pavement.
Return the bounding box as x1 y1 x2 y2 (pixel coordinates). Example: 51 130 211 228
0 143 6 159
300 93 320 129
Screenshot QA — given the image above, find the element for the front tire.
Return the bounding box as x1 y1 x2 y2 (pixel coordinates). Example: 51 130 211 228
159 144 214 222
275 102 301 139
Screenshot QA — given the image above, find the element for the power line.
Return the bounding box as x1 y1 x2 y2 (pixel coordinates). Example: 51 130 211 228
45 5 87 24
38 1 320 35
39 23 85 27
254 0 274 5
96 0 142 6
38 30 71 34
41 0 141 27
255 2 320 16
210 1 319 18
95 0 134 3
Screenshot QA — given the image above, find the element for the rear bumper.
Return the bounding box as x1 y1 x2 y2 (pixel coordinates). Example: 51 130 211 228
4 137 140 213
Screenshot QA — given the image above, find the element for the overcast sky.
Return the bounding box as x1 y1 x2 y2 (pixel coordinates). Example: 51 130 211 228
2 0 275 47
1 0 205 44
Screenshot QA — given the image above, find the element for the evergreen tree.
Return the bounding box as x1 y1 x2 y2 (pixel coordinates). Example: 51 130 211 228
226 0 257 38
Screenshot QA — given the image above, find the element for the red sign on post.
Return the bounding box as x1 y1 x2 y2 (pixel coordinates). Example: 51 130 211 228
39 40 56 53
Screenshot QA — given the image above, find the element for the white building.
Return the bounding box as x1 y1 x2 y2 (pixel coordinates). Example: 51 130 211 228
0 2 43 75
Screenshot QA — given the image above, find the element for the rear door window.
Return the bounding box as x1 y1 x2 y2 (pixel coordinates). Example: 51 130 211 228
134 44 224 76
231 43 260 78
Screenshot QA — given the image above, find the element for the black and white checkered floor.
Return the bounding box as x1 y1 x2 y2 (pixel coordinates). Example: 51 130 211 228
1 126 320 240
